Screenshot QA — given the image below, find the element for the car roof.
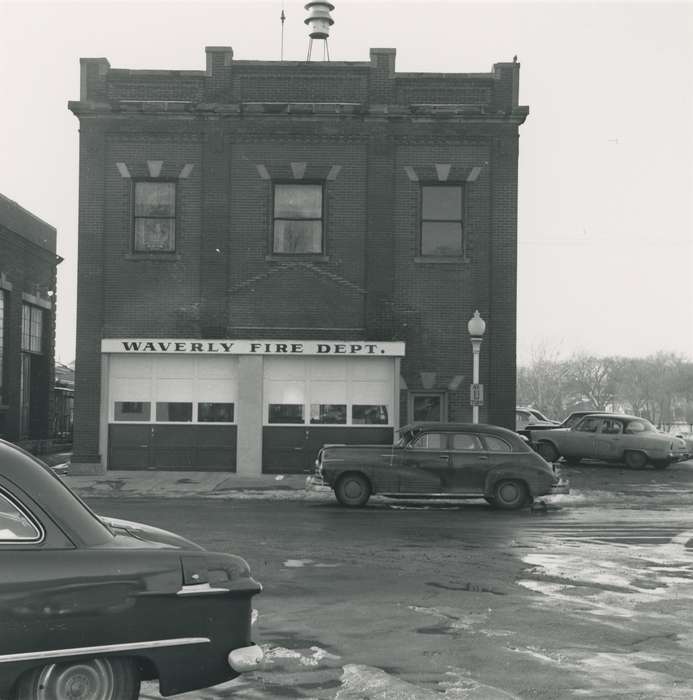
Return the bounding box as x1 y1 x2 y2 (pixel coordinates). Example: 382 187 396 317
0 439 112 546
574 413 649 421
398 422 521 438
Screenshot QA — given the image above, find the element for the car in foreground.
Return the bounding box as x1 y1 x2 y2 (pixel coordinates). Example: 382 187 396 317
307 422 569 510
529 414 690 469
0 439 263 699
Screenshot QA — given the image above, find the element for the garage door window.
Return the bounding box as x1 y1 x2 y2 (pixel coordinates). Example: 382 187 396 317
352 405 389 425
0 491 42 542
310 404 346 424
198 402 234 423
269 404 305 424
114 401 151 422
156 402 192 422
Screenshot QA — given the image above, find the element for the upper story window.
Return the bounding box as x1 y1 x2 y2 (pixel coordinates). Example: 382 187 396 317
133 181 176 253
273 183 323 254
421 185 463 257
21 304 43 354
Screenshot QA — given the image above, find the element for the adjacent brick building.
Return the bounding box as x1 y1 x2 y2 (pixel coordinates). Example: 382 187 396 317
68 46 528 475
0 194 59 448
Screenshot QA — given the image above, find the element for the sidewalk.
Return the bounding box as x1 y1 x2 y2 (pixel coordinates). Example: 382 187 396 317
64 470 314 500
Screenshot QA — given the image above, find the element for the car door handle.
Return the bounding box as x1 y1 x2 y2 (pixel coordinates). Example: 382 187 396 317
439 455 450 461
478 455 489 460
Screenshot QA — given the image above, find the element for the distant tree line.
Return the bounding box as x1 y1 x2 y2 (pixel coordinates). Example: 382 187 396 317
517 349 693 428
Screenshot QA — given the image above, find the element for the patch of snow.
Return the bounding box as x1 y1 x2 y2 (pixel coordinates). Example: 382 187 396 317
283 559 314 568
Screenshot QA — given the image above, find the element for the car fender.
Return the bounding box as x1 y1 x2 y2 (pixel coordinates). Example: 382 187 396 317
483 465 547 498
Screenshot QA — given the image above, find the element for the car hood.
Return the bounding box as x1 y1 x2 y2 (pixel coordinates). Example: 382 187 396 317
100 516 205 551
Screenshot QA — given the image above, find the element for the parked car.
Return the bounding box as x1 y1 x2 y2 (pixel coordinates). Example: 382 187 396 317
529 414 690 469
515 408 556 432
307 422 569 510
0 439 263 700
527 408 559 425
520 410 605 440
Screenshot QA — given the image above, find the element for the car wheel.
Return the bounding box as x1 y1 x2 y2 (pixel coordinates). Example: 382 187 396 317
492 479 529 510
653 460 670 470
335 473 371 507
13 657 140 700
624 451 648 469
564 457 581 466
536 441 559 463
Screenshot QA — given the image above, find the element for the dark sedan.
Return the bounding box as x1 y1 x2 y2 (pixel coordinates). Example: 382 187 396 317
307 422 569 510
0 439 263 699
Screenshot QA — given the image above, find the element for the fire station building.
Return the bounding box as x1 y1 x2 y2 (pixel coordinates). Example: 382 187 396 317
68 45 528 475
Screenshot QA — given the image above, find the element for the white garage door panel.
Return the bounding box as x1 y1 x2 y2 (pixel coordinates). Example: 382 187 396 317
110 356 153 378
264 357 307 380
156 379 194 402
310 381 347 403
112 378 152 402
155 356 196 378
350 358 391 381
197 379 237 402
351 381 390 404
197 356 238 379
309 358 347 380
265 380 306 404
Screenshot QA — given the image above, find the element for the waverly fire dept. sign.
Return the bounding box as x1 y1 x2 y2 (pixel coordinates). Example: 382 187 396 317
101 339 406 357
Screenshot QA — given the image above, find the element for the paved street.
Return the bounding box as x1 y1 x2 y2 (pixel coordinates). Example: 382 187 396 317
89 460 693 699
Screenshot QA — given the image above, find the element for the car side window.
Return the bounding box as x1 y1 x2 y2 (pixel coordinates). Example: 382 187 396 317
483 435 512 452
625 420 647 434
576 417 601 433
451 434 482 450
411 433 447 449
0 490 42 542
600 419 623 435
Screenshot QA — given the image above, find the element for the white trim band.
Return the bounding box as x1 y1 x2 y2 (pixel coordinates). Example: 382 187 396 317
0 637 210 664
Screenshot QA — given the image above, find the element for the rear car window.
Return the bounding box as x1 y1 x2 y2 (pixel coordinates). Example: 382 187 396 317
483 436 512 452
0 490 42 542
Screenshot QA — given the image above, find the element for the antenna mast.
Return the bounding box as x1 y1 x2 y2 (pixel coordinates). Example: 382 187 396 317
280 4 286 61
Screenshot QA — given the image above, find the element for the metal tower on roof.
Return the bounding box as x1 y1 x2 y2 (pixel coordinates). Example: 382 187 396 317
305 1 334 61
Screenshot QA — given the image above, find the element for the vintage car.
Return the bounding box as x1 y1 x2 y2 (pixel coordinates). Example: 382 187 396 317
0 439 263 700
515 408 557 432
529 413 690 469
307 422 569 510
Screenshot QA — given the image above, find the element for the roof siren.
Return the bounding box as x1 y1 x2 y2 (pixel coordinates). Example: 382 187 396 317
305 1 334 61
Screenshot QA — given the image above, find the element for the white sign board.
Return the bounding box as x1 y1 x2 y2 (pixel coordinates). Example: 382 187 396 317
101 338 406 357
470 383 484 406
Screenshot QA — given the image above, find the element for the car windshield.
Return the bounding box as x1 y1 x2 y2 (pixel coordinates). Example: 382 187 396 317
563 413 589 428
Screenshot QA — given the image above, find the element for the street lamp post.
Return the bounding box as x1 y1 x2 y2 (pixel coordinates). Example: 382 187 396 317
467 310 486 424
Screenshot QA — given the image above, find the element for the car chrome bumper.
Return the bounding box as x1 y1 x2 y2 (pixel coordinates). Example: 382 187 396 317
228 644 264 673
305 474 331 492
550 478 570 495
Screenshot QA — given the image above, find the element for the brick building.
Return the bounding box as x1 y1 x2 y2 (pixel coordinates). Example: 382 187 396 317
0 194 59 447
68 46 528 475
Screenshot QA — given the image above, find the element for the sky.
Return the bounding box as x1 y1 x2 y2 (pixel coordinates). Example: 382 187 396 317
1 0 691 365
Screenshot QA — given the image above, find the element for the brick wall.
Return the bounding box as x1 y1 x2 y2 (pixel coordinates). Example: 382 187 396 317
0 216 57 443
69 47 527 463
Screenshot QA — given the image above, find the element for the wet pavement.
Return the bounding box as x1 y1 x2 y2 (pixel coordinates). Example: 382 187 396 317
89 460 693 699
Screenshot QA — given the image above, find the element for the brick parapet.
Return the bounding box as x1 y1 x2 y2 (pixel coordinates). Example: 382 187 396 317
70 48 528 118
